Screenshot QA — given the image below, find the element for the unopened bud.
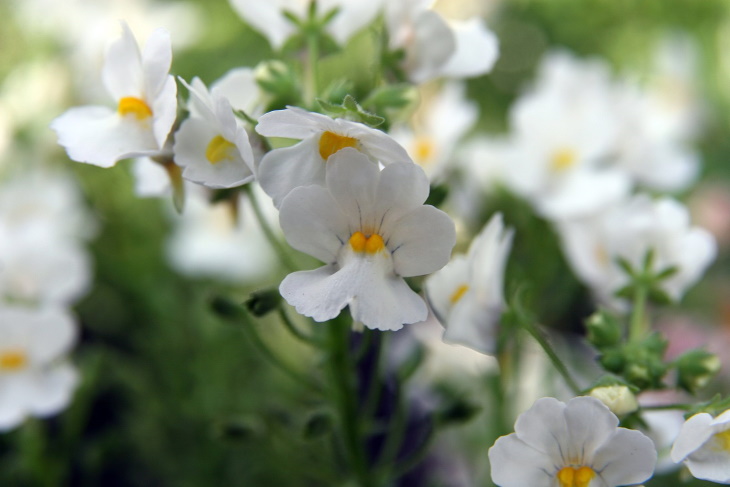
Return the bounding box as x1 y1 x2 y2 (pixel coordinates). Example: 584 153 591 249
589 385 638 416
676 349 721 393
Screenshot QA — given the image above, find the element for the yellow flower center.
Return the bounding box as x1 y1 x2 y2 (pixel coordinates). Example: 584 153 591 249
349 231 385 254
557 466 595 487
319 131 359 160
412 136 436 165
206 135 237 164
551 147 577 172
712 429 730 452
449 284 469 304
0 350 27 372
117 96 153 120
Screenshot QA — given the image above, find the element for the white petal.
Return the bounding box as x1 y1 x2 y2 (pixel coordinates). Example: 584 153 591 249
374 162 430 232
321 0 384 45
325 148 380 227
425 255 469 322
211 67 261 116
255 107 332 139
258 135 326 208
0 374 31 432
142 28 173 99
102 21 144 100
488 434 555 487
51 106 159 167
562 396 619 464
407 10 456 83
514 397 570 462
684 445 730 483
388 205 456 277
280 265 350 322
26 363 79 417
671 413 714 462
28 307 78 365
228 0 301 49
593 428 657 486
150 75 178 148
469 214 513 308
357 127 414 165
442 295 501 354
279 186 350 264
440 18 499 79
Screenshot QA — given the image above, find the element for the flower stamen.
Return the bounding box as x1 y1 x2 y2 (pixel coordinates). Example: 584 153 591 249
412 136 436 165
712 429 730 452
319 131 358 160
206 135 237 164
0 350 27 372
551 147 577 172
349 231 385 254
117 96 153 120
557 466 595 487
449 284 469 304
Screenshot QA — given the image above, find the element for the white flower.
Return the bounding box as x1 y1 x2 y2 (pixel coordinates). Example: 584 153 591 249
385 1 498 83
558 195 717 305
389 82 478 181
278 148 455 331
211 67 265 119
426 213 513 354
671 409 730 483
173 77 255 189
255 107 412 207
51 21 177 168
488 396 657 487
0 306 79 431
228 0 383 49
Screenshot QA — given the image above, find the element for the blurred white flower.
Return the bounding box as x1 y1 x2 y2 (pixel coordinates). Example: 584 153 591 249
166 185 277 283
51 22 177 168
0 306 79 432
426 213 513 354
558 195 717 305
390 82 478 181
211 67 266 119
505 51 630 220
256 107 412 207
174 78 255 189
386 0 498 83
488 396 657 487
228 0 384 49
671 409 730 483
278 148 455 331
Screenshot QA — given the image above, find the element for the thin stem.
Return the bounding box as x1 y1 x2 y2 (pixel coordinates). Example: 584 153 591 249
244 185 298 272
641 403 693 411
629 284 648 342
326 317 374 487
521 320 581 395
278 305 322 347
239 308 320 391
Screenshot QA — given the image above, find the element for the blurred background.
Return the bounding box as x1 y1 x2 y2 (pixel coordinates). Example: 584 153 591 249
0 0 729 485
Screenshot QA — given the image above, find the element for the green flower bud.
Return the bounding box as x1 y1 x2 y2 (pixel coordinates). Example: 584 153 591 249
676 349 721 393
586 310 622 348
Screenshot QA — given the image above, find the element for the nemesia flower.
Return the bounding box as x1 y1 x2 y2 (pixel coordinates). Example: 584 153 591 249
0 306 79 431
51 22 177 168
173 77 255 189
670 409 730 483
425 213 513 354
228 0 384 49
558 194 717 305
488 396 657 487
385 0 497 83
389 82 477 181
255 107 412 207
278 148 455 331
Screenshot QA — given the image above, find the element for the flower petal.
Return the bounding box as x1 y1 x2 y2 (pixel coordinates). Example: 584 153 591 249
562 396 619 464
514 397 569 462
388 205 456 277
488 434 555 487
592 428 657 486
26 363 79 417
279 186 349 264
407 10 456 83
256 107 332 139
150 75 178 148
280 265 350 322
320 0 384 45
671 413 714 462
102 21 144 100
440 18 499 79
228 0 301 49
258 135 326 208
51 106 158 167
325 148 380 228
142 28 173 100
374 162 429 228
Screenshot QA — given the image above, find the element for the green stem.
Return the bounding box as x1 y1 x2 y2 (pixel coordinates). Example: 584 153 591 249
391 423 435 478
640 403 693 411
306 30 320 106
278 305 322 347
244 185 298 272
326 317 373 487
629 284 648 342
521 320 581 395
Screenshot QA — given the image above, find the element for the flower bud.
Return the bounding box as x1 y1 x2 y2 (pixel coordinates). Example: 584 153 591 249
675 349 721 393
586 310 622 348
589 385 639 416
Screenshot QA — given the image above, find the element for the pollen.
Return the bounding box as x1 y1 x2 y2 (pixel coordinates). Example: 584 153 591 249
319 131 358 160
0 350 27 372
118 96 153 120
449 284 469 304
206 135 237 164
349 231 385 254
551 147 577 172
557 466 595 487
412 136 436 165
